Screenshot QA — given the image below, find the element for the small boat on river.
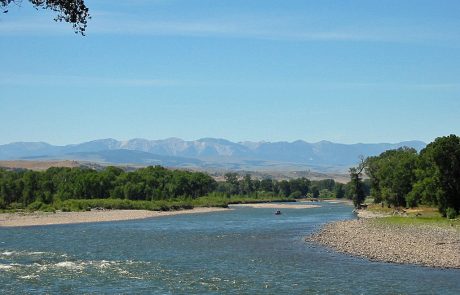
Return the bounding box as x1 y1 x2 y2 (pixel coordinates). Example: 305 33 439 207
274 210 282 215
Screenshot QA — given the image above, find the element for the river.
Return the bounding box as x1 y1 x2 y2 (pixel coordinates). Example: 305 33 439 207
1 202 459 294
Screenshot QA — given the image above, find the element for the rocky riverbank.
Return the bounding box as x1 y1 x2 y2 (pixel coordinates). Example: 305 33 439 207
307 216 460 269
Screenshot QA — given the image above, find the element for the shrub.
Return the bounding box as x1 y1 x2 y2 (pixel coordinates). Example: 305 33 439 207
27 201 44 211
289 191 303 198
41 204 56 213
320 189 333 198
8 202 24 210
446 207 457 219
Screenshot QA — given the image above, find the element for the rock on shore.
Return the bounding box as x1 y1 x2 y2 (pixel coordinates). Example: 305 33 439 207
307 218 460 269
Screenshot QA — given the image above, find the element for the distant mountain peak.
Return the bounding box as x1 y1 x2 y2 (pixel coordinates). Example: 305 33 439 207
315 140 333 144
0 137 427 173
163 137 183 142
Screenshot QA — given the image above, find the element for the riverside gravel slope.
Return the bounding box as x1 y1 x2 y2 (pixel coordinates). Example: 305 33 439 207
307 217 460 269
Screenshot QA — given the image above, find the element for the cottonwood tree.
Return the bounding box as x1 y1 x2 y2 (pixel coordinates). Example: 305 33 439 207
414 135 460 216
366 148 418 208
334 183 345 199
349 157 366 208
1 0 90 35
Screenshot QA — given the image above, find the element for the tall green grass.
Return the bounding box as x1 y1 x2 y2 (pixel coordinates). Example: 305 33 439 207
373 216 460 231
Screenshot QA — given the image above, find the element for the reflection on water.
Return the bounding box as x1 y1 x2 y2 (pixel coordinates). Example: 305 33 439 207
1 202 459 294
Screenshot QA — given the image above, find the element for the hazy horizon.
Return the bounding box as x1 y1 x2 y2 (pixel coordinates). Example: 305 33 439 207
0 136 429 147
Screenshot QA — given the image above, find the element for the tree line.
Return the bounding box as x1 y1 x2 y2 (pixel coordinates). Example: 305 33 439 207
351 135 460 218
0 166 216 210
0 164 361 211
216 172 368 200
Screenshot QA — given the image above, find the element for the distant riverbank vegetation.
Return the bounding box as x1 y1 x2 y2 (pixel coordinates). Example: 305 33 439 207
351 135 460 219
0 165 354 213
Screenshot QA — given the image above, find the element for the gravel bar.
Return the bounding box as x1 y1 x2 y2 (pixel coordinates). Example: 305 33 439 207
307 218 460 269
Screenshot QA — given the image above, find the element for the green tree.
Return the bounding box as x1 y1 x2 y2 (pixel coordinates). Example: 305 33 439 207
334 183 345 199
415 135 460 216
366 148 418 207
241 174 254 195
260 178 273 192
290 177 310 196
319 189 333 198
21 170 39 206
310 185 319 198
406 154 439 207
279 180 291 197
224 172 239 195
316 179 336 191
349 158 366 208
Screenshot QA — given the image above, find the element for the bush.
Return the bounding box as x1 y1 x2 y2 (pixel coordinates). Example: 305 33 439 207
41 204 56 213
405 191 419 208
320 189 333 198
8 202 24 210
289 191 303 198
27 201 44 211
446 207 457 219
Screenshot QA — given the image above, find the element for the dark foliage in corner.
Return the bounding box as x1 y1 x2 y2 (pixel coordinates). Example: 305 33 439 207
1 0 90 35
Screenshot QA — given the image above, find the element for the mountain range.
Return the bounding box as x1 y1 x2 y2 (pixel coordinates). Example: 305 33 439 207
0 138 426 173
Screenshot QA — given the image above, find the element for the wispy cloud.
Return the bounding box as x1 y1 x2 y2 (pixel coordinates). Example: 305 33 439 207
87 14 458 43
1 11 458 44
0 74 180 87
2 73 457 91
324 81 460 89
93 21 376 42
409 83 460 90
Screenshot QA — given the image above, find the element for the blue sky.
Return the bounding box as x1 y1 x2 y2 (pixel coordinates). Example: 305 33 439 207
1 0 459 145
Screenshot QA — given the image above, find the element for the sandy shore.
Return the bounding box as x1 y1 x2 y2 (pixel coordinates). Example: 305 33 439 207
322 199 353 204
356 209 388 218
307 217 460 269
230 203 320 209
0 207 230 228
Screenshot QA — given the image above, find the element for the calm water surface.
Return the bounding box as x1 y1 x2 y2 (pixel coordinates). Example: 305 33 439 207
1 202 459 294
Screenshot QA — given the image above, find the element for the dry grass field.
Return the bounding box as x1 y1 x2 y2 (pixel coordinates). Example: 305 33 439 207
0 160 82 171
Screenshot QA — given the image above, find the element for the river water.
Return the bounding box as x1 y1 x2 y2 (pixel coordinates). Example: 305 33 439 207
1 202 459 294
